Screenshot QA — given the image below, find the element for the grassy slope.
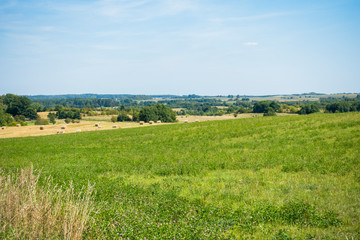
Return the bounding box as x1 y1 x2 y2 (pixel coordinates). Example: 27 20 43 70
0 113 359 239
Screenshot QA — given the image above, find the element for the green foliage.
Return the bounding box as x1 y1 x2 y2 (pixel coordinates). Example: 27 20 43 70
131 110 140 122
0 113 359 239
326 100 360 113
56 107 81 120
298 104 320 115
139 103 177 122
48 113 56 124
2 94 37 120
253 101 280 113
35 118 49 125
64 118 71 124
110 116 117 123
263 108 276 116
0 111 13 126
117 111 131 122
272 229 294 240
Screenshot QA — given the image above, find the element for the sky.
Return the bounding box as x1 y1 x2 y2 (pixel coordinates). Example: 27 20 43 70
0 0 359 96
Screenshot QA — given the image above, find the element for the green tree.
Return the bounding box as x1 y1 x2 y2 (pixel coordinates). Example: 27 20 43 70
111 116 117 123
117 112 131 122
48 113 57 124
0 111 13 126
298 104 320 115
3 94 37 119
263 108 276 116
139 104 176 123
253 101 280 113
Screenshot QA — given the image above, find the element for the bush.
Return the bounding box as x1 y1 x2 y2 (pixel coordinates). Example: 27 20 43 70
117 112 131 122
253 101 280 113
111 116 117 123
48 113 56 124
0 112 13 126
35 118 49 125
263 108 276 116
298 104 320 115
65 118 72 124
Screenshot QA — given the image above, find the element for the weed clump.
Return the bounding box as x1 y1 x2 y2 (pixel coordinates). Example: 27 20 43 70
0 166 94 240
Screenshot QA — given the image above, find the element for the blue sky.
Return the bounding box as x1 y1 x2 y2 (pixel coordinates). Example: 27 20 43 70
0 0 359 95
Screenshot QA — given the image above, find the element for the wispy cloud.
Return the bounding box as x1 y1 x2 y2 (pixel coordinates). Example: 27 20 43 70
161 0 197 15
91 44 125 50
210 11 297 23
244 42 259 46
38 26 55 32
96 0 151 17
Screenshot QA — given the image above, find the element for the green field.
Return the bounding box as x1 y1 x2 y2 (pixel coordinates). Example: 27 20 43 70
1 113 359 239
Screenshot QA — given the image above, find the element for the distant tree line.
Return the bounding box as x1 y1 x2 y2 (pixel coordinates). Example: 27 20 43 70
325 100 360 113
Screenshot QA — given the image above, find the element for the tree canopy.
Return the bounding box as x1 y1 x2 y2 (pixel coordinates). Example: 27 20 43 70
139 104 177 122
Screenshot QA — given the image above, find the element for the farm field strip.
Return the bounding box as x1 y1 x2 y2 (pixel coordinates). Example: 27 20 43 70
0 113 276 139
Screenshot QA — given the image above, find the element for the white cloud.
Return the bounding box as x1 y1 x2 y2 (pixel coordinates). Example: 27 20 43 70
210 11 296 23
38 26 55 32
243 42 259 46
161 0 197 15
91 44 125 50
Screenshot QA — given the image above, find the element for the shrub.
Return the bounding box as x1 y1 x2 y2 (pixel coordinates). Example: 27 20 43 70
298 104 320 115
48 113 56 125
263 108 276 116
65 118 72 124
117 112 131 122
0 112 14 126
35 118 49 125
111 116 117 123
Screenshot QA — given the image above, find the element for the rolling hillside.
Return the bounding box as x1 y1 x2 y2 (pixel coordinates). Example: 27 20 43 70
0 113 359 239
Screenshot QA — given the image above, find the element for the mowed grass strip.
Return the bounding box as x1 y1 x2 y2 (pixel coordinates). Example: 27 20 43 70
0 113 359 239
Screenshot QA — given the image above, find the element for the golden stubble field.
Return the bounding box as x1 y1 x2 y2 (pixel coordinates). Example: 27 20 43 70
0 113 291 138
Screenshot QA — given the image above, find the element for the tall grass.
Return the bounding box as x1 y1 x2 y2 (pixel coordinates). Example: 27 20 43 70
0 166 94 239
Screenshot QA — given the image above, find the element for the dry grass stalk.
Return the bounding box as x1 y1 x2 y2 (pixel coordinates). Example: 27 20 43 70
0 166 94 240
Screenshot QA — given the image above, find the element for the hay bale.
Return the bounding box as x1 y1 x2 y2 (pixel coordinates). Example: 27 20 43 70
112 125 117 129
95 123 99 127
157 120 162 124
98 126 102 128
195 119 199 122
184 120 188 123
61 125 66 129
139 121 144 125
16 124 21 127
76 129 81 132
40 125 44 130
149 121 154 125
1 126 5 130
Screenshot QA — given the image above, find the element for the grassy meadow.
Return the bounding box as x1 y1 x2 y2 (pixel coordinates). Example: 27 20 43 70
0 113 359 239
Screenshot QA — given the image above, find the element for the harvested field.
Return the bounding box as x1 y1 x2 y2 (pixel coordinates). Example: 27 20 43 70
0 113 294 139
